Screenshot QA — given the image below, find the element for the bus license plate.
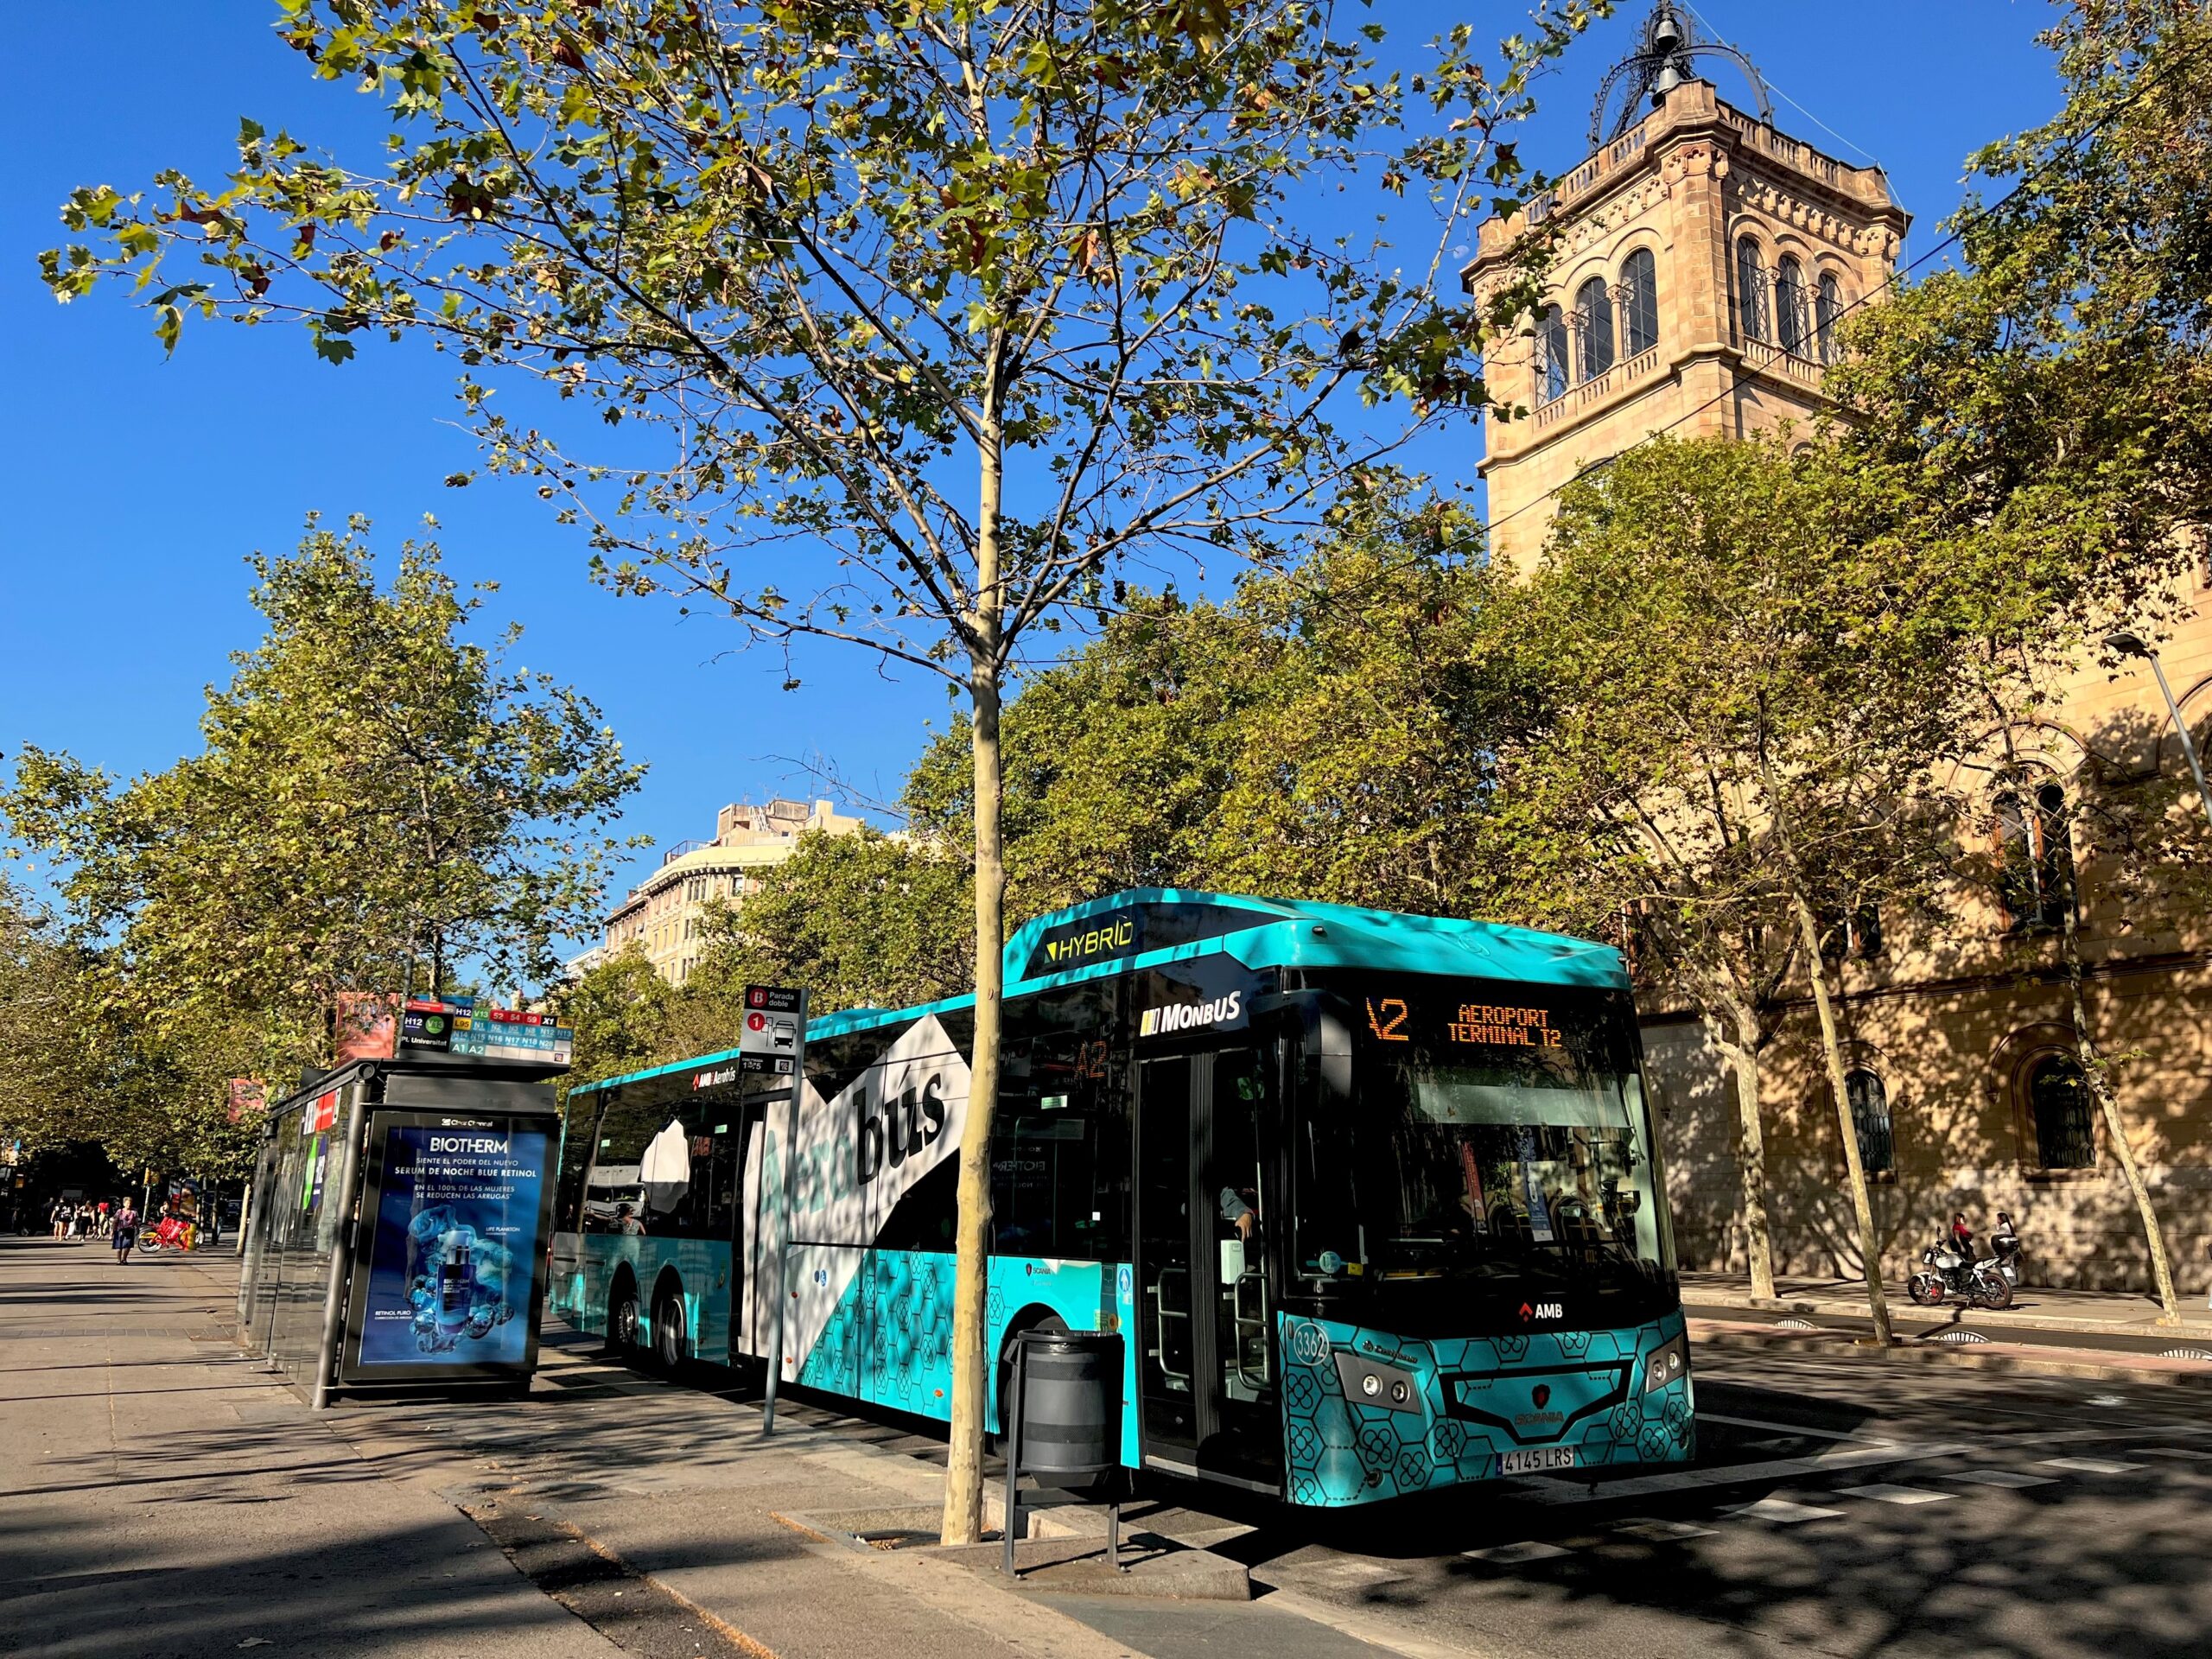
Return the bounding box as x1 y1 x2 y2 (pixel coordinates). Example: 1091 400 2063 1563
1501 1447 1578 1475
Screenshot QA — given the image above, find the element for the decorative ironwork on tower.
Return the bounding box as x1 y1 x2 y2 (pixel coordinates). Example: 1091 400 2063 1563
1588 2 1771 149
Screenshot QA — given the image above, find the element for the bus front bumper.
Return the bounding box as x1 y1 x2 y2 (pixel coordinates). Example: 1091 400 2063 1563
1277 1307 1695 1507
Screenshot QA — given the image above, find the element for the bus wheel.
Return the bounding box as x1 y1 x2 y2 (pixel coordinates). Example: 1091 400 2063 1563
652 1287 689 1374
607 1280 642 1358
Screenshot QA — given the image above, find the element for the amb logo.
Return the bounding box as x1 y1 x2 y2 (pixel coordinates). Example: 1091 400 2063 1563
1518 1300 1565 1322
855 1074 948 1185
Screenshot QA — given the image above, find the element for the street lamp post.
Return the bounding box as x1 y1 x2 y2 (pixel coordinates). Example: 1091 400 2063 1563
2105 631 2212 832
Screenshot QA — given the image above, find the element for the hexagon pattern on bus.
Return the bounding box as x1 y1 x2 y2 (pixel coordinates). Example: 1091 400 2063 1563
1277 1309 1694 1507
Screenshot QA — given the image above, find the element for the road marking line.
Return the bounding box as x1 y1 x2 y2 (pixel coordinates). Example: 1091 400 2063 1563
1947 1469 2057 1488
2037 1457 2141 1475
1464 1541 1572 1564
1837 1483 1952 1505
1729 1497 1843 1524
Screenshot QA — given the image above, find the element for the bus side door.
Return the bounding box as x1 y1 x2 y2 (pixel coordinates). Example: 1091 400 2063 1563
1134 1046 1283 1495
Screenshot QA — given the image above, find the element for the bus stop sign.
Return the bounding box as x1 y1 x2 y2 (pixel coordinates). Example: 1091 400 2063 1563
739 986 806 1074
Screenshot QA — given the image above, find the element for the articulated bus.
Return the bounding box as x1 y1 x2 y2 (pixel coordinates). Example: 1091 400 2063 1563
550 889 1694 1507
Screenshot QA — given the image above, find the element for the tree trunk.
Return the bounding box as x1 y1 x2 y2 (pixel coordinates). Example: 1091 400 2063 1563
2061 898 2182 1322
1707 1001 1777 1301
942 408 1008 1548
1789 894 1894 1344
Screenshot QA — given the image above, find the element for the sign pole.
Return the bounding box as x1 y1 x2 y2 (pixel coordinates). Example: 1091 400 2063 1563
741 984 807 1437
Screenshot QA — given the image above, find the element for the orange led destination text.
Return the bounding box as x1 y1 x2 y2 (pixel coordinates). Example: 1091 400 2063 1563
1449 1003 1564 1048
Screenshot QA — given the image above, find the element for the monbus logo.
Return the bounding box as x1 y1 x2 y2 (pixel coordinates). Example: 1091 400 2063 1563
1138 992 1243 1038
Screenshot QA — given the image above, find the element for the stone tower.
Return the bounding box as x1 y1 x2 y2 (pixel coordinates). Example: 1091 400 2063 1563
1462 3 1910 570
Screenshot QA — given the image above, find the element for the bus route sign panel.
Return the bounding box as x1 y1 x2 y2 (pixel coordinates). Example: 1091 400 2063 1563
402 995 573 1066
738 985 805 1074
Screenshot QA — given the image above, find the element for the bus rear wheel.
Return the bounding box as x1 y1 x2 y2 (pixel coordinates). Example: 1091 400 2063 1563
652 1287 689 1373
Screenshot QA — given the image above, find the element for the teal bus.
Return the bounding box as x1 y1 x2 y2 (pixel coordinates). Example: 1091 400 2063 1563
549 889 1694 1507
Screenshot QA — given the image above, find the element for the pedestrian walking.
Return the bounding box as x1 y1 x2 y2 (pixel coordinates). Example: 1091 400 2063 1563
97 1200 111 1238
73 1205 93 1243
111 1203 138 1264
50 1199 68 1241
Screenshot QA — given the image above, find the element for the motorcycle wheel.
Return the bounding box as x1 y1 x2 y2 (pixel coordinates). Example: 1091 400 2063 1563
1906 1272 1945 1307
1972 1270 2013 1310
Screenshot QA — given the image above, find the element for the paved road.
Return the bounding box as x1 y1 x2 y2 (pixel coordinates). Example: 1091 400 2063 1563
8 1233 2208 1659
1147 1346 2212 1659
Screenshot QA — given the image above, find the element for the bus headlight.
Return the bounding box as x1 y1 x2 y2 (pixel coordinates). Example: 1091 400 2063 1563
1642 1332 1689 1396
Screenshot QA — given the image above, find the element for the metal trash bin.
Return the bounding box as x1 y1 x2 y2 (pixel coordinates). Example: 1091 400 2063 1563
1001 1329 1124 1574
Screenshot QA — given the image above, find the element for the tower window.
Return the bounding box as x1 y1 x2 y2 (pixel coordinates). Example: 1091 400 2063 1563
1573 276 1615 383
1734 237 1768 343
1994 779 2074 935
1621 248 1659 357
1538 305 1570 404
2026 1053 2096 1169
1776 256 1808 355
1815 271 1843 363
1844 1070 1894 1177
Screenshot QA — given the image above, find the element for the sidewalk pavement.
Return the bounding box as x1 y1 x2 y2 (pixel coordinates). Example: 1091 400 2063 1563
1680 1268 2212 1341
0 1240 1411 1659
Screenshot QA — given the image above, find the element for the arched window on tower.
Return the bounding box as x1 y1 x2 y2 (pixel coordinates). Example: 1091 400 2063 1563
1538 305 1570 404
1993 778 2075 935
1775 255 1808 355
1574 276 1615 382
1620 248 1659 357
1735 237 1769 342
1815 271 1843 363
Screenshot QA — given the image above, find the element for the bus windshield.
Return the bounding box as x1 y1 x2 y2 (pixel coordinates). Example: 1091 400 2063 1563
1297 977 1675 1332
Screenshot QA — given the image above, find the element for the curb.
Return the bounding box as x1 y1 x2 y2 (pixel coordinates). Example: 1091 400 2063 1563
1682 1287 2212 1344
1688 1317 2212 1389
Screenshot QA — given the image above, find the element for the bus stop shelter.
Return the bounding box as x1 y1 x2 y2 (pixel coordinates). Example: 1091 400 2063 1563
238 1054 564 1407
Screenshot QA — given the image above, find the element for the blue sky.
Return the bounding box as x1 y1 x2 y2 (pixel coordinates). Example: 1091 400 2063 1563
0 2 2063 950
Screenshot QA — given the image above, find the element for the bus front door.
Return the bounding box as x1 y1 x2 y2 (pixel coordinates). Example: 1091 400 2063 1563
1135 1047 1282 1495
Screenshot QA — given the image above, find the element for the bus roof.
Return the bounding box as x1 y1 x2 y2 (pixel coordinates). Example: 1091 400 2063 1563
568 888 1624 1098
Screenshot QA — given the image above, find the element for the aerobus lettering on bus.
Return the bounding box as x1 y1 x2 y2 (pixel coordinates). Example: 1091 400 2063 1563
855 1074 949 1185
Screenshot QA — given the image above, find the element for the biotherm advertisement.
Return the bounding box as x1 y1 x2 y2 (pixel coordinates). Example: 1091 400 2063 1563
344 1111 555 1377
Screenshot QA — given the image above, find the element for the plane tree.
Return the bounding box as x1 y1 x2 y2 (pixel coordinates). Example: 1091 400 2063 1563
40 0 1607 1539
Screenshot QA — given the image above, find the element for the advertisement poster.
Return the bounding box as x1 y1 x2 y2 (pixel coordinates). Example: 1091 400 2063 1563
354 1120 550 1368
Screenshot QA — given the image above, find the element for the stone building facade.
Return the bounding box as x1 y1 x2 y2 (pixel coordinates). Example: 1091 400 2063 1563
1465 75 2212 1294
601 798 867 986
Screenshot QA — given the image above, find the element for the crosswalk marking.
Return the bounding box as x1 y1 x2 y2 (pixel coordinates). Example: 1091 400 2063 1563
1947 1469 2056 1488
2036 1457 2140 1475
1698 1411 1867 1443
1729 1497 1844 1523
1836 1483 1952 1505
1504 1439 1967 1505
1464 1541 1571 1564
1616 1518 1716 1541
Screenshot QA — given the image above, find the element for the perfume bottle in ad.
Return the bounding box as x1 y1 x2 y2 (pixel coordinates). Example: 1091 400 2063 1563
435 1226 477 1343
